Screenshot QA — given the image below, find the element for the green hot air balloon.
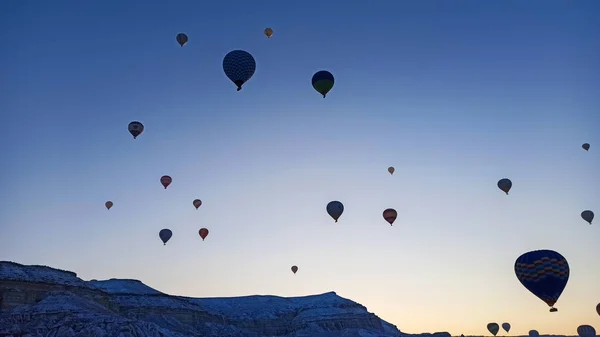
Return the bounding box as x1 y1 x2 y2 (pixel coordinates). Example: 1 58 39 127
312 70 334 98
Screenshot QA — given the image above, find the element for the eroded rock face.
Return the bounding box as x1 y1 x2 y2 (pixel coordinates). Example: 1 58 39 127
0 261 417 337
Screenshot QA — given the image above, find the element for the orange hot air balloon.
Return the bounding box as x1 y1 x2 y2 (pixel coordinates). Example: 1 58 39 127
383 208 397 226
388 167 395 175
193 199 202 209
199 228 209 241
160 175 172 189
291 265 298 274
105 201 113 210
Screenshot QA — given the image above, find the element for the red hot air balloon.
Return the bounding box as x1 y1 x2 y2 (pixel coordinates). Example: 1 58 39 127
291 265 298 274
199 228 209 241
160 175 172 189
383 208 397 226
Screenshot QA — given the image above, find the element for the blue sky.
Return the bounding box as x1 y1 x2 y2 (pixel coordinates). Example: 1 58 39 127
1 0 599 334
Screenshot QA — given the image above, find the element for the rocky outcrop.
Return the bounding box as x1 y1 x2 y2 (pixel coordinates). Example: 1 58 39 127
0 261 412 337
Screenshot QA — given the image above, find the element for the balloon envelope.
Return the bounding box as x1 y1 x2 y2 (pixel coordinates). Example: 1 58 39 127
596 302 600 316
199 228 209 241
105 201 113 210
291 265 298 274
383 208 397 225
176 33 188 47
128 121 144 139
326 201 344 222
264 28 273 38
388 167 395 175
529 330 539 337
487 323 499 336
159 229 172 245
223 50 256 91
501 323 510 333
160 175 172 189
577 325 596 337
497 178 512 194
582 143 590 151
581 210 594 224
514 249 569 311
193 199 202 209
312 70 334 98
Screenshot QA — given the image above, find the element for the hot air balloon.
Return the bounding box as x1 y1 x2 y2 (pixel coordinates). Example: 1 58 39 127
176 33 188 47
529 330 539 337
487 323 499 336
581 210 594 224
577 325 596 337
264 28 273 38
582 143 590 151
105 201 113 210
514 249 569 312
223 50 256 91
383 208 397 226
497 178 512 195
596 302 600 316
128 121 144 139
388 167 395 175
199 228 209 241
291 265 298 274
159 229 172 245
160 175 172 189
501 323 511 333
326 201 344 222
312 70 334 98
193 199 202 210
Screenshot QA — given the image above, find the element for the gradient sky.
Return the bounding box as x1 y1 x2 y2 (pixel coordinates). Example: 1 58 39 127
1 0 599 335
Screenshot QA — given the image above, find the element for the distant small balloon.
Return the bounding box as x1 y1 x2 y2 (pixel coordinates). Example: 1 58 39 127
199 228 209 241
581 210 594 224
388 167 395 175
193 199 202 210
264 28 273 38
582 143 590 151
159 229 172 245
596 302 600 316
105 201 113 210
176 33 188 47
501 323 511 333
383 208 397 226
487 323 499 336
577 325 596 337
291 265 298 274
312 70 334 98
326 201 344 222
529 330 539 337
128 121 144 139
160 175 172 189
497 178 512 195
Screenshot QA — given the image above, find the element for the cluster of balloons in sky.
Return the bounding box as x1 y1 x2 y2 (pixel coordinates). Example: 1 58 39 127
478 323 597 337
102 29 598 330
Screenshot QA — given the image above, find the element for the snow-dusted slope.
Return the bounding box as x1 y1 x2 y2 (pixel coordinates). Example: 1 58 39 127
0 260 417 337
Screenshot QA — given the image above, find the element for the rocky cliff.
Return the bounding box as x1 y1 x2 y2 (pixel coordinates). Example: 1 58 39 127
0 261 441 337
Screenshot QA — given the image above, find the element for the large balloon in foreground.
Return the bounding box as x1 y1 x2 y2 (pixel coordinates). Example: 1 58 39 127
497 178 512 195
383 208 397 226
582 143 590 151
312 70 334 98
529 330 539 337
199 228 209 241
105 201 113 210
264 28 273 38
487 323 499 336
159 229 172 245
577 325 596 337
326 201 344 222
193 199 202 210
581 210 594 224
514 249 569 312
388 167 395 175
223 50 256 91
176 33 188 47
501 323 511 333
128 121 144 139
160 175 172 189
291 265 298 274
